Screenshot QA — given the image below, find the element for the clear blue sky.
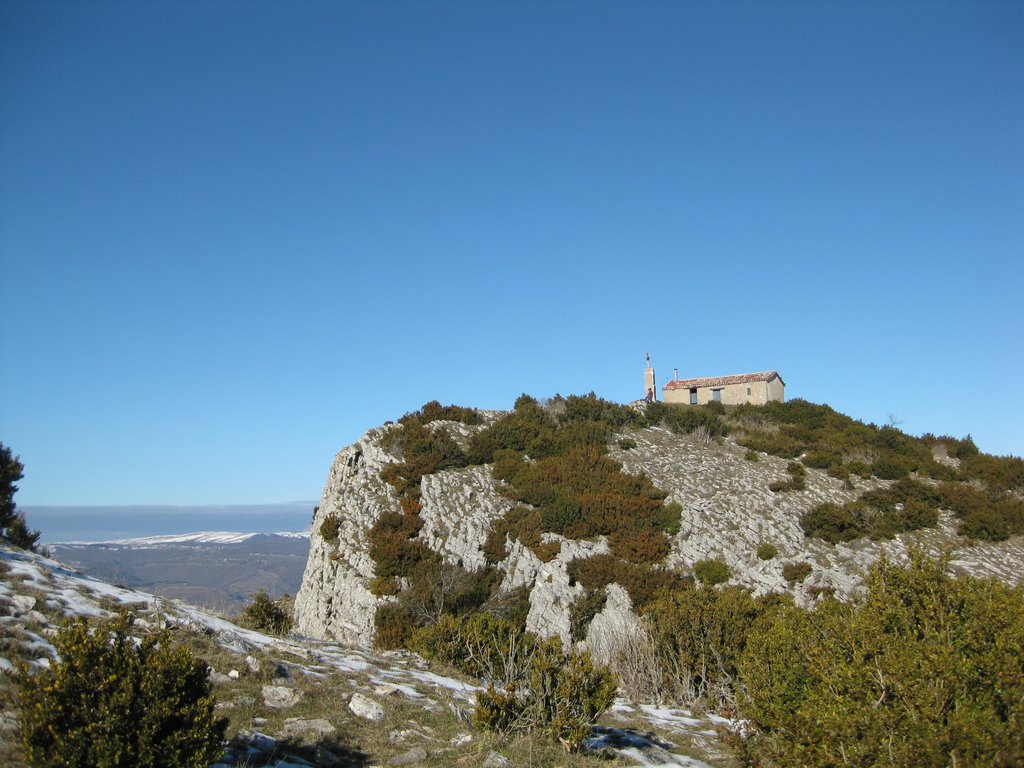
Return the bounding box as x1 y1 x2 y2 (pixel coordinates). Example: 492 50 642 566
2 1 1021 506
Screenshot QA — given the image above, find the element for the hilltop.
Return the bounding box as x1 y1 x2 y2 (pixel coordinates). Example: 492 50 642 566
294 395 1024 652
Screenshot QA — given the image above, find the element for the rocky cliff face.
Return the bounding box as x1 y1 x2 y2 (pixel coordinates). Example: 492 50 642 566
294 413 1024 654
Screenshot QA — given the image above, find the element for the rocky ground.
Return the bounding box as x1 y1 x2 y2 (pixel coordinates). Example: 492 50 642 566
294 415 1024 661
0 543 733 767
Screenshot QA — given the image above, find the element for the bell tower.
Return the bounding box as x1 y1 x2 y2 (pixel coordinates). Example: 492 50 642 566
644 352 657 402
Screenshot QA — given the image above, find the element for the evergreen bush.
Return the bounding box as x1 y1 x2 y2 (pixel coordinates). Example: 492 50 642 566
318 515 341 542
737 551 1024 766
781 561 812 583
239 589 293 635
693 558 731 586
17 614 227 768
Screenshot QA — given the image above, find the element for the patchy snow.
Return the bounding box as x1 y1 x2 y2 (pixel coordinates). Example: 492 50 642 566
1 542 725 767
616 745 715 767
55 530 311 546
639 704 708 730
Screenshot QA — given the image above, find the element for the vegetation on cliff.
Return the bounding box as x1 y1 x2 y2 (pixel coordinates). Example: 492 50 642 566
353 394 1024 759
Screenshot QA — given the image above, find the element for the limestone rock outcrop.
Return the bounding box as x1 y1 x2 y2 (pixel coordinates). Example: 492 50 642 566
294 414 1024 652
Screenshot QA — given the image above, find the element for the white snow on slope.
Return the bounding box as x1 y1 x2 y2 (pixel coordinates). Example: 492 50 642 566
58 530 312 546
0 543 721 767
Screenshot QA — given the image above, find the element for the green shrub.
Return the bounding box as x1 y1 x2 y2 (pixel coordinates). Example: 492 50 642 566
369 575 401 596
756 542 779 561
871 451 916 480
319 515 341 542
801 451 841 469
802 477 944 544
825 463 854 489
737 551 1024 766
410 612 529 681
368 511 439 578
801 503 864 543
569 588 608 643
959 452 1024 493
374 602 417 650
17 614 227 768
568 554 690 610
744 449 760 462
473 637 617 751
467 403 560 464
937 481 1024 541
739 432 803 459
559 392 636 429
640 586 786 707
399 400 482 426
769 462 807 493
567 553 620 591
239 589 293 635
705 399 726 415
694 558 731 586
486 443 679 565
413 613 617 750
781 561 812 583
617 437 637 450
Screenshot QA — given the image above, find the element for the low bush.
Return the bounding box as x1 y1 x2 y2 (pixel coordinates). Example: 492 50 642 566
485 443 680 565
239 589 293 635
705 399 726 415
368 511 439 578
871 451 916 480
801 451 841 469
568 554 690 610
756 542 778 561
738 432 803 459
318 515 341 542
374 602 417 650
694 558 731 586
800 503 865 543
958 452 1024 493
474 637 617 751
635 586 788 708
412 613 617 750
937 481 1024 541
781 561 812 584
617 437 637 450
737 551 1024 766
569 588 608 643
802 477 943 544
399 400 482 426
769 462 807 493
17 614 227 768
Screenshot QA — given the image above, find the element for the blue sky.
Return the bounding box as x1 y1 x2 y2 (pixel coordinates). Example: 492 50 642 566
2 1 1021 507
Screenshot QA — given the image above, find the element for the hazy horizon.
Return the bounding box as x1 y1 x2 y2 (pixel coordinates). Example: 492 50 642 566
24 501 316 544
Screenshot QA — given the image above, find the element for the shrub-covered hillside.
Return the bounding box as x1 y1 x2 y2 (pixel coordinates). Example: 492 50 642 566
293 394 1024 765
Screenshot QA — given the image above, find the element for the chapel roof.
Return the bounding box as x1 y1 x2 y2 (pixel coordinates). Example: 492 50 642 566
662 370 784 390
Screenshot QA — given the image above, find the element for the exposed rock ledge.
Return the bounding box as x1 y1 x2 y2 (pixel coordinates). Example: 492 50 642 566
294 417 1024 653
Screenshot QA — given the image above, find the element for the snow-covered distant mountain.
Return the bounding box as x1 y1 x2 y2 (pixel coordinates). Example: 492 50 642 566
88 530 311 546
23 501 316 544
48 530 311 613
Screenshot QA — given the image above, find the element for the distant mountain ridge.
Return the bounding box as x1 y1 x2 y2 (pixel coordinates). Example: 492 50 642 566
72 530 311 546
49 530 310 613
24 501 316 543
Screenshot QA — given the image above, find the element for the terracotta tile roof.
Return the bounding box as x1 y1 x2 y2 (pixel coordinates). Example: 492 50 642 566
662 370 784 390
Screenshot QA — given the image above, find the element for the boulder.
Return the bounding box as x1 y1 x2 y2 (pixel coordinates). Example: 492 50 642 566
348 692 385 721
